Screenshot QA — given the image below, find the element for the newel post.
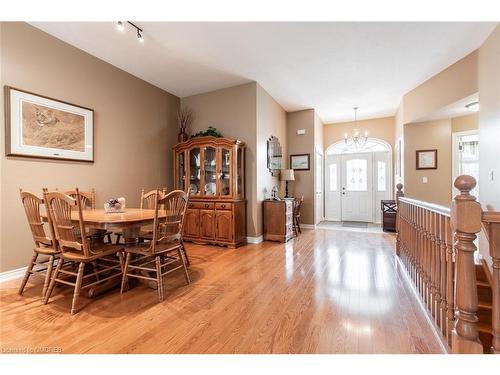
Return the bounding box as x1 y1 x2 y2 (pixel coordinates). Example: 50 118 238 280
451 175 483 353
396 183 404 256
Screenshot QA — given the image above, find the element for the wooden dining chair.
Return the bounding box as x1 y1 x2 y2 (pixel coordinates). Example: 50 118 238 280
64 189 112 244
293 196 304 236
18 189 60 298
43 189 124 314
114 188 167 245
120 190 190 302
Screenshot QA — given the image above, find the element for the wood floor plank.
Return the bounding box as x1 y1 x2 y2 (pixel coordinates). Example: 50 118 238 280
0 228 442 354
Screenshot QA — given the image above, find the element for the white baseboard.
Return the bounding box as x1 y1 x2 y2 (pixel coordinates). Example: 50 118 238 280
300 224 316 229
0 266 26 283
246 235 263 244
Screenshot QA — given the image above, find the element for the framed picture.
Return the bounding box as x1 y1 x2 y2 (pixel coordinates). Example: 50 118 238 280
4 86 94 162
416 149 437 170
290 153 310 171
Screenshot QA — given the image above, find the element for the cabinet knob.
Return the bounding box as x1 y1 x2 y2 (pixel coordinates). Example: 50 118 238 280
189 203 194 208
221 204 226 208
205 204 209 208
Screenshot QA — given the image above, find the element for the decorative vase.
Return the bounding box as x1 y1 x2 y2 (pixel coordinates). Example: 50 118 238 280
178 131 188 142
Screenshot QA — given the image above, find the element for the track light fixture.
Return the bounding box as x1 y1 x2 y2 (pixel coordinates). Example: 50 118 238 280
115 21 144 43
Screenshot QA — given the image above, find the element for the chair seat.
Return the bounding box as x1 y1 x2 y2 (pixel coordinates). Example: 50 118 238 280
61 243 124 262
35 244 59 255
123 241 181 256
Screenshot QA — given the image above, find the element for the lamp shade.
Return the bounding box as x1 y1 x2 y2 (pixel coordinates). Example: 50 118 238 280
280 169 295 181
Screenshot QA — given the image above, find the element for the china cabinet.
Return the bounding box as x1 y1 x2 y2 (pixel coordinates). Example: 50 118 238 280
173 136 246 248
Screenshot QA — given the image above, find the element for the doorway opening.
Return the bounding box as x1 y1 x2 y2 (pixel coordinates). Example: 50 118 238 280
452 130 479 198
324 138 392 224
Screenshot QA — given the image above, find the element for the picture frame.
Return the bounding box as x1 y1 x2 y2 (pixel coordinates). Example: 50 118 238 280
416 149 437 170
290 153 310 171
4 86 94 162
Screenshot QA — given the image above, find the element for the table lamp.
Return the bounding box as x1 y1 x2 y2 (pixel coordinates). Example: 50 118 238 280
280 169 295 198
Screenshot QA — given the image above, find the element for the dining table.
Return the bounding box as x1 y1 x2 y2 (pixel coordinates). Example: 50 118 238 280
40 208 165 295
41 208 164 244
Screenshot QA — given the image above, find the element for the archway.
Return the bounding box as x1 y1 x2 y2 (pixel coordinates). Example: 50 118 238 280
324 138 393 223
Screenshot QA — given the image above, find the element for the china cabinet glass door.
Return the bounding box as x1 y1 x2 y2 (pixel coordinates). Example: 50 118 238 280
203 147 217 196
220 148 232 197
177 152 186 191
236 147 243 198
189 147 201 196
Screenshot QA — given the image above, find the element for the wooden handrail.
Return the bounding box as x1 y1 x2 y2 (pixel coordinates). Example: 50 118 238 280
398 197 451 217
481 211 500 354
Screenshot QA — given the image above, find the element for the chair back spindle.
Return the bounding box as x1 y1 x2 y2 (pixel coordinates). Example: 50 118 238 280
19 189 52 247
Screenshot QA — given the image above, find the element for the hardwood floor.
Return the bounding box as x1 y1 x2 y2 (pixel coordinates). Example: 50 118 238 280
0 229 442 354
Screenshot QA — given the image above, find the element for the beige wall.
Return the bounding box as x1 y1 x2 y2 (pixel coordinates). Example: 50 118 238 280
287 109 315 224
180 83 258 236
451 113 479 133
256 83 288 210
403 51 478 124
478 25 500 262
404 119 452 206
0 23 179 272
324 116 395 151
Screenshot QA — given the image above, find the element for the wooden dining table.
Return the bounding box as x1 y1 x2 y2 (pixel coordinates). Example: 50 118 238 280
41 208 164 245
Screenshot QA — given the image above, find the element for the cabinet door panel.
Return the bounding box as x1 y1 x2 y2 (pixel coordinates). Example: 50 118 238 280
200 209 215 239
216 210 233 241
184 209 200 237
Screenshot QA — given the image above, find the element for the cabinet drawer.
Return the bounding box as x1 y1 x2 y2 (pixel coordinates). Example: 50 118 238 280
215 202 232 210
188 201 214 210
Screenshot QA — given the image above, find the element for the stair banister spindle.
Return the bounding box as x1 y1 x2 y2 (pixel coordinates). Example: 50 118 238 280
451 175 483 354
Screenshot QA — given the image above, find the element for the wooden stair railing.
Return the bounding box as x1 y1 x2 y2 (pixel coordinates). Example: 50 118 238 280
396 175 499 354
482 210 500 354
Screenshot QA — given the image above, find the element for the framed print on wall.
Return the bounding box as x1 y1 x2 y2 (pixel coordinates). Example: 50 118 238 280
290 153 310 171
4 86 94 162
416 149 437 170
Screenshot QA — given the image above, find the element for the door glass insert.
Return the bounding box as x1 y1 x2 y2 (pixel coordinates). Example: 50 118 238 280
377 161 386 191
221 148 231 196
189 148 201 196
346 159 367 191
204 147 217 196
177 152 185 191
457 134 479 197
329 163 337 191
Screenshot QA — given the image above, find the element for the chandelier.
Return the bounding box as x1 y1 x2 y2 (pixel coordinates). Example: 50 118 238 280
344 107 368 148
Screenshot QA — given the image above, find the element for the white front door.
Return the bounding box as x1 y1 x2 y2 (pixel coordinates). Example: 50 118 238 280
341 153 373 222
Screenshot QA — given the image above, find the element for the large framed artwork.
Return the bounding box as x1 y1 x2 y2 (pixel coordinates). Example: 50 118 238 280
416 149 437 170
290 153 310 171
4 86 94 162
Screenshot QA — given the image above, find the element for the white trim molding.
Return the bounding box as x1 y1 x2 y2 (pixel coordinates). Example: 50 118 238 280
0 266 26 283
300 224 316 229
246 235 263 244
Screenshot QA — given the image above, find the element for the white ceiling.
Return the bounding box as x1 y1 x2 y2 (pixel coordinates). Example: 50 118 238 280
31 22 496 123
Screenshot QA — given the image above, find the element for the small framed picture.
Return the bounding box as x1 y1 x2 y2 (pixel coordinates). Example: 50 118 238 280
416 149 437 170
290 153 310 171
4 86 94 162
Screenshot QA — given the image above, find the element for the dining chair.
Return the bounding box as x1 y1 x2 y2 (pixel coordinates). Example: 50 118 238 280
43 189 124 314
64 189 113 244
114 188 167 245
18 189 60 298
293 196 304 236
120 190 190 302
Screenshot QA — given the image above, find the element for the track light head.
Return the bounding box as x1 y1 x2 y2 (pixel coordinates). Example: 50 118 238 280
116 21 125 32
137 30 144 43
